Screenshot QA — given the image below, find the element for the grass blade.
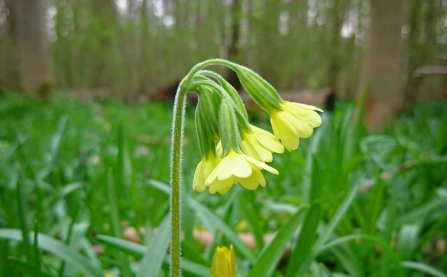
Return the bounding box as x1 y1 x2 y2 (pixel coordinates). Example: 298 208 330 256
98 234 210 276
136 214 171 277
295 185 358 277
246 205 308 277
401 261 447 277
189 198 257 264
0 229 103 277
286 202 320 277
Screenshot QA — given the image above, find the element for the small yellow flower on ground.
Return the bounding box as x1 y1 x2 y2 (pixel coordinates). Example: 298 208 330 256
193 152 221 192
211 244 236 277
104 273 113 277
270 102 323 151
241 125 284 162
205 149 278 194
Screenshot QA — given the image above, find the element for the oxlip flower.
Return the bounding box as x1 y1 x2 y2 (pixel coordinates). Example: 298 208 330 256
205 149 278 194
193 151 220 193
211 245 236 277
270 102 323 151
241 125 284 162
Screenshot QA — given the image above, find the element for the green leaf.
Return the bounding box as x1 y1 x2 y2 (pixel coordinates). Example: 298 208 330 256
0 229 103 277
246 205 308 277
295 185 358 277
401 261 447 277
239 193 264 250
286 202 320 277
136 214 171 277
396 224 420 261
107 170 132 277
98 233 210 276
189 198 257 263
97 235 146 257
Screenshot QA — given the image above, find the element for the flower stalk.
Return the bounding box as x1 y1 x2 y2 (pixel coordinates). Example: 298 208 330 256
168 59 322 276
169 83 187 277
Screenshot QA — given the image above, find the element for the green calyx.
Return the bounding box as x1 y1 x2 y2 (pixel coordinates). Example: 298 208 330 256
218 98 242 156
195 102 216 158
232 65 283 112
196 86 220 140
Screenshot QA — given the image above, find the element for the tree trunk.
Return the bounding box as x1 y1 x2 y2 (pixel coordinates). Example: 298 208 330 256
15 0 54 97
357 0 406 130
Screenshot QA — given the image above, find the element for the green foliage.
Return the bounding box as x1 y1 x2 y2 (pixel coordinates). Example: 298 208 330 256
0 94 446 276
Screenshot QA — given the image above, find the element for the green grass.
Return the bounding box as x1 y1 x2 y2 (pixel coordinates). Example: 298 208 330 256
0 93 446 277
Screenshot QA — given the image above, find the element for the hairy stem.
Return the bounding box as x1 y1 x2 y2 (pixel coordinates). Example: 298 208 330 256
170 83 187 277
168 59 235 276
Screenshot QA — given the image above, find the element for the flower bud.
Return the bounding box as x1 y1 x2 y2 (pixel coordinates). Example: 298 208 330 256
211 245 236 277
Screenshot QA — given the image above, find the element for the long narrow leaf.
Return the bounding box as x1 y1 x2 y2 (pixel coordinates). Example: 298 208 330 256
136 214 171 277
286 202 320 277
295 185 358 277
246 205 308 277
401 261 447 277
0 229 103 277
98 233 210 276
189 198 257 263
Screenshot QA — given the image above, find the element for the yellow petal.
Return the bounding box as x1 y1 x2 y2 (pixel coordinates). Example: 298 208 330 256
245 155 279 175
271 111 299 151
218 151 252 180
229 245 236 277
241 133 273 162
192 160 206 192
209 177 234 194
205 161 223 186
239 168 266 190
241 136 262 161
211 245 236 277
286 102 322 129
251 125 284 154
211 247 230 277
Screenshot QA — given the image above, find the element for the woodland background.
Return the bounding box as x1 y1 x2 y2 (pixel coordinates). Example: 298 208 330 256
1 0 447 127
1 1 447 277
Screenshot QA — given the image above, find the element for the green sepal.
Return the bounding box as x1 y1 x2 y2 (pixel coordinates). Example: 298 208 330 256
196 86 219 140
231 65 283 112
195 102 216 158
191 72 251 132
211 85 251 132
197 70 249 120
219 98 242 156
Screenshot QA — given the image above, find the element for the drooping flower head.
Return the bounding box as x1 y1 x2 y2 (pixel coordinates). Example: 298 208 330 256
211 245 236 277
227 63 323 151
189 60 322 194
192 95 280 194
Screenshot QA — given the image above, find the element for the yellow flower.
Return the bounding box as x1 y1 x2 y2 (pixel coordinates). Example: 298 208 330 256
193 152 221 192
241 125 284 162
211 245 236 277
104 274 113 277
270 102 323 151
205 149 278 194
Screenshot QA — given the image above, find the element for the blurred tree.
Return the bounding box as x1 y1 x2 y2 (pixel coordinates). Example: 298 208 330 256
0 0 20 92
403 0 440 110
357 0 406 130
15 0 55 97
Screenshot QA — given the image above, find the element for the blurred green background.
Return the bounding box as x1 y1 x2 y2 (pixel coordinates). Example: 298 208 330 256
1 0 447 276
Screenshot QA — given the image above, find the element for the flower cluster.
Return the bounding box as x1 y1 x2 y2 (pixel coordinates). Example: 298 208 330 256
187 61 322 194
